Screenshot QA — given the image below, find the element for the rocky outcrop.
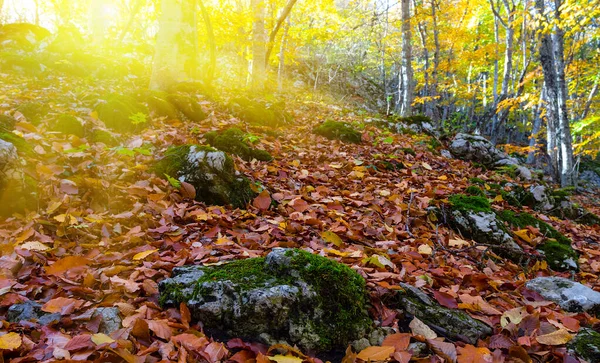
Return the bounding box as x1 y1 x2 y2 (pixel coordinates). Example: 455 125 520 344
525 277 600 314
449 134 531 180
158 248 371 353
387 283 492 344
153 145 255 208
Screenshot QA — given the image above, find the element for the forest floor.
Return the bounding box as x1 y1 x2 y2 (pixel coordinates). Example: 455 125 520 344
1 71 600 363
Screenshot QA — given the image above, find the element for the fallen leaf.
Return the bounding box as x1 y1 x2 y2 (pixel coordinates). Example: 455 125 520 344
500 307 528 327
91 333 115 345
19 241 50 251
253 190 271 211
417 244 433 255
381 333 411 351
356 346 395 361
457 344 492 363
180 181 196 199
132 249 158 261
322 230 344 247
0 332 22 350
535 329 573 345
46 256 89 276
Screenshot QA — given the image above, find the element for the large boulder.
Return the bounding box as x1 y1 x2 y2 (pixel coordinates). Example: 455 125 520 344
525 277 600 314
449 134 531 180
159 248 371 353
0 23 52 51
387 283 492 345
437 195 523 260
94 94 149 133
153 145 255 208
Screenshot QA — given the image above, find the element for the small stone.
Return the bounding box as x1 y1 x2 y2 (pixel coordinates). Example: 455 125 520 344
351 338 371 352
7 301 42 322
525 277 600 313
93 307 122 334
408 342 428 357
440 149 453 159
38 313 61 326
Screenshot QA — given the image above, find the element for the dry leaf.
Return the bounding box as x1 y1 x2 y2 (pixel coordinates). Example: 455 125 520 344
356 346 395 361
132 249 158 261
535 329 573 345
0 332 22 350
46 256 89 276
321 230 344 247
91 333 115 345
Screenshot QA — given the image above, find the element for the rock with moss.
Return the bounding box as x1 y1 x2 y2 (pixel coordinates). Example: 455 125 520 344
465 186 485 197
0 139 36 216
0 114 16 131
526 277 600 314
313 121 362 144
387 283 492 344
159 248 371 353
449 134 531 180
94 94 149 133
16 101 49 126
90 128 118 146
497 210 577 271
0 23 52 51
568 328 600 362
229 97 291 127
438 194 523 260
52 114 85 137
166 94 207 122
153 145 255 208
204 128 272 162
391 115 440 137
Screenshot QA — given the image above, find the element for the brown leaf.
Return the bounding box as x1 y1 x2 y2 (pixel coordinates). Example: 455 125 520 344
204 341 228 362
179 181 196 199
356 346 394 361
42 297 84 314
409 317 437 339
457 345 492 363
171 333 209 351
180 303 191 329
535 329 573 346
253 190 271 211
381 333 411 351
46 256 89 276
131 318 150 340
428 339 457 362
147 319 172 340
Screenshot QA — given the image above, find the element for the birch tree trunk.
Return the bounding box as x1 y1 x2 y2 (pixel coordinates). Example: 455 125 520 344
251 0 267 91
150 0 199 91
397 0 413 116
199 0 216 85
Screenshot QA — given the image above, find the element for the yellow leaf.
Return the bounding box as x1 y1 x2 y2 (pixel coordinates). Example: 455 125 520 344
91 333 115 345
329 163 344 169
536 329 573 345
514 229 533 243
362 255 394 269
422 162 433 170
269 354 304 363
493 194 504 202
0 332 22 350
19 241 50 251
438 175 448 180
418 244 433 255
132 249 158 261
321 231 344 247
449 238 470 248
356 346 395 361
500 307 528 327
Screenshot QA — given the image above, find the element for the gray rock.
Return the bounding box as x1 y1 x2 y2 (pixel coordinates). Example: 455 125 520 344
7 300 42 322
449 210 523 258
159 248 371 352
38 313 61 326
391 283 493 345
408 342 428 356
525 277 600 313
93 307 122 334
351 338 371 352
568 328 600 362
153 145 255 208
440 149 453 159
579 170 600 191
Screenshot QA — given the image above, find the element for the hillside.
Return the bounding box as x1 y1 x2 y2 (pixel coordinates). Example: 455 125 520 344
1 66 600 362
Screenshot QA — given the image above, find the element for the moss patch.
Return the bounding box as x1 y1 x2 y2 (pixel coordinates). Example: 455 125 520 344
537 240 578 271
448 194 491 213
0 132 33 155
166 94 207 122
313 121 362 144
204 128 272 162
496 210 571 245
568 328 600 362
469 177 485 185
230 97 291 127
400 147 416 156
52 114 85 137
465 186 485 197
16 101 48 126
94 94 149 133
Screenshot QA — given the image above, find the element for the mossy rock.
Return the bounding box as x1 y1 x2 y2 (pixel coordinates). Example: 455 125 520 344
0 173 38 217
46 25 84 53
0 23 52 51
144 92 180 120
204 128 272 162
94 94 149 133
90 128 118 146
230 97 291 127
166 94 207 122
0 115 15 131
159 248 371 353
0 52 45 75
568 328 600 362
465 186 485 197
16 102 49 126
496 210 577 271
52 114 85 137
313 121 362 144
0 132 33 155
153 145 255 208
448 194 491 214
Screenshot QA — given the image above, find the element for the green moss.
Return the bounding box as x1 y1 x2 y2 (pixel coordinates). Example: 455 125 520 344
537 240 578 271
313 121 362 144
0 132 32 155
551 187 576 202
568 328 600 362
53 114 85 137
500 185 536 208
153 145 195 177
496 164 519 178
401 147 416 156
230 97 291 127
466 186 485 197
146 93 180 120
497 210 571 245
448 194 491 213
0 115 15 131
16 102 48 126
167 94 207 122
90 128 117 145
469 177 485 185
204 128 272 162
94 94 149 133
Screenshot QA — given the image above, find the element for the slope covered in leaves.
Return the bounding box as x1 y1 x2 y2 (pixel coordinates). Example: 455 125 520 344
1 71 600 363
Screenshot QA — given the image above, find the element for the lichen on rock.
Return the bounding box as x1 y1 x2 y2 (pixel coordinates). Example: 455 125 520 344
158 248 371 353
525 277 600 314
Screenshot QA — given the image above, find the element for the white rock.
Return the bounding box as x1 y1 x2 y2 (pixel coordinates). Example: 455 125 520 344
526 277 600 313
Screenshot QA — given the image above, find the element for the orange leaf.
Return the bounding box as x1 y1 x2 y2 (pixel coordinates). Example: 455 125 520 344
179 181 196 199
253 190 271 211
45 256 89 276
356 346 394 361
204 342 228 362
180 303 191 329
147 319 172 340
381 333 411 351
536 329 573 345
457 344 492 363
42 297 84 314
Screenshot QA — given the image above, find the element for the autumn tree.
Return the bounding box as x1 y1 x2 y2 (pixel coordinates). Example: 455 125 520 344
397 0 414 116
150 0 199 91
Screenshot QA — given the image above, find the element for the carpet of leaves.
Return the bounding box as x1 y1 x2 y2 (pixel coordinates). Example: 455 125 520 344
1 72 600 363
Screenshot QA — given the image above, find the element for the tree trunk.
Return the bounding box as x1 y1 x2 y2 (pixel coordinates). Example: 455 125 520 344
199 0 216 85
150 0 199 91
264 0 298 67
277 18 290 92
431 0 441 122
118 0 145 45
397 0 413 116
251 0 267 90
